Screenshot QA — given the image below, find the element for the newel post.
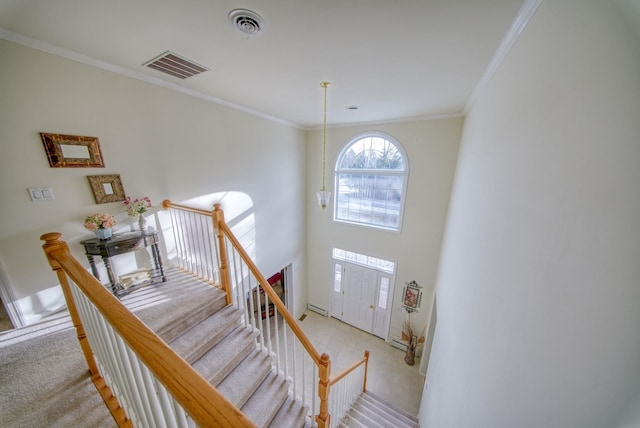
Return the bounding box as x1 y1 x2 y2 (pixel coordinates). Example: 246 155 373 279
363 350 370 392
316 352 332 428
213 204 233 305
41 233 98 376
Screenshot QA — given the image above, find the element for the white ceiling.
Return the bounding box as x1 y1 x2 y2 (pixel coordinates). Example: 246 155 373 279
0 0 526 128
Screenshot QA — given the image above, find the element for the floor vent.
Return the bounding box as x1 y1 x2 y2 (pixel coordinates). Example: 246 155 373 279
143 51 209 79
299 314 307 321
307 304 328 317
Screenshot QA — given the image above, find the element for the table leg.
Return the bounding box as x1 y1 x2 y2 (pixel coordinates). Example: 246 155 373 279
102 256 122 294
151 242 166 282
87 255 100 280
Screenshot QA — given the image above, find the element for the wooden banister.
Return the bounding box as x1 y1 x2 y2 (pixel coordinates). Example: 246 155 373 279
161 199 213 216
316 353 331 428
216 220 323 365
328 350 369 387
41 233 256 428
214 204 233 305
161 199 372 426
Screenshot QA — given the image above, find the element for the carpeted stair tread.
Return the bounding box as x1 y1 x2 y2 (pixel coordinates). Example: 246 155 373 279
267 395 309 428
360 391 419 427
241 371 290 427
351 402 400 428
169 305 241 364
131 279 227 343
191 325 259 387
341 391 419 428
215 349 272 408
343 412 381 428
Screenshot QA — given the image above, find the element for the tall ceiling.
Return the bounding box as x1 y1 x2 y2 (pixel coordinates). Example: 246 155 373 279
0 0 526 128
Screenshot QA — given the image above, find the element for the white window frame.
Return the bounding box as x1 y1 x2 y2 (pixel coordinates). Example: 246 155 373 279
333 132 409 232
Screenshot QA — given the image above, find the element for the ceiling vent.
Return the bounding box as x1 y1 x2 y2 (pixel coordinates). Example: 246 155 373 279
143 51 209 79
228 9 265 36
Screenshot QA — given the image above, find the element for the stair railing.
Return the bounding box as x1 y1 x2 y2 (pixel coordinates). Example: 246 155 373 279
328 350 370 425
163 200 342 426
40 232 255 428
162 200 376 427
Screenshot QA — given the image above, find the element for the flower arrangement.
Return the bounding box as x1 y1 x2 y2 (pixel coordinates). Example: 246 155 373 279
124 196 152 217
83 213 116 231
401 311 425 366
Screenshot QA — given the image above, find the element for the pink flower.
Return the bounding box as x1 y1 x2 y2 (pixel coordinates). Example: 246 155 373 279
83 213 116 230
124 196 153 217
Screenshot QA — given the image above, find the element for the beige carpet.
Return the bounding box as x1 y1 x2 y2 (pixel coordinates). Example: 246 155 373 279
0 268 215 428
0 325 114 427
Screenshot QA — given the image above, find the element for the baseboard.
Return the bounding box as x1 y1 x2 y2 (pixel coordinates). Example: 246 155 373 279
307 303 328 316
390 338 408 351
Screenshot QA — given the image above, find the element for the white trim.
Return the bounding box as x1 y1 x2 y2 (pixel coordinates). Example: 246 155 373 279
0 259 25 328
323 112 465 131
464 0 544 113
307 303 329 316
0 27 301 130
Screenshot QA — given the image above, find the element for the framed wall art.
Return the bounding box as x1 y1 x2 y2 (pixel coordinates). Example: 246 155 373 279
402 280 423 313
40 133 105 168
87 174 126 204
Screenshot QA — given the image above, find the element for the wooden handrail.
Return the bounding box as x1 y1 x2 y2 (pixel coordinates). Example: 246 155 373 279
216 218 324 365
41 233 256 428
161 199 213 216
163 199 323 363
329 350 369 387
161 199 372 428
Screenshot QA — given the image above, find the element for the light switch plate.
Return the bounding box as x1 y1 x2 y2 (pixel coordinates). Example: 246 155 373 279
28 187 55 201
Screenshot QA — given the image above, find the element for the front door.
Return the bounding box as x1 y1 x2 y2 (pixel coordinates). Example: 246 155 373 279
341 264 378 332
332 261 395 339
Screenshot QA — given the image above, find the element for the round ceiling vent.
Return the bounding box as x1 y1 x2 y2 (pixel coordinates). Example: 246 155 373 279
228 9 265 36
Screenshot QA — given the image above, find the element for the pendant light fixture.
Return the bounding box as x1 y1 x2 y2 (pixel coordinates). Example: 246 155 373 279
316 82 331 209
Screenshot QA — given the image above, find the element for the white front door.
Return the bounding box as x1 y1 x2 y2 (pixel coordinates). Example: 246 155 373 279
342 263 378 332
331 251 396 340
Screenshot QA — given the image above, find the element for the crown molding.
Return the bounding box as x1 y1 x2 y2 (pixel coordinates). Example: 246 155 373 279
464 0 544 114
0 27 301 129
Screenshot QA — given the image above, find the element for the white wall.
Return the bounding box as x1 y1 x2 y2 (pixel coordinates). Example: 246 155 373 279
0 39 308 323
306 118 462 347
422 0 640 427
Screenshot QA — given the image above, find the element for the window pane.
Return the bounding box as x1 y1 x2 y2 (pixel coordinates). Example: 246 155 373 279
336 172 403 229
333 263 342 293
339 137 404 170
378 277 390 309
335 133 407 231
333 247 396 274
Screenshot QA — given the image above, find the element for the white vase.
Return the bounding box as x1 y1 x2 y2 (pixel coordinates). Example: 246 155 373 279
95 228 113 240
138 214 147 232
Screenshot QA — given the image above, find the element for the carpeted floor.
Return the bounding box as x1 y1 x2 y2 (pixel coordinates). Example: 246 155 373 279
0 267 214 428
0 325 114 427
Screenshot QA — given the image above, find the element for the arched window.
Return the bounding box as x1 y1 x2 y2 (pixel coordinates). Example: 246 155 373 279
334 132 408 231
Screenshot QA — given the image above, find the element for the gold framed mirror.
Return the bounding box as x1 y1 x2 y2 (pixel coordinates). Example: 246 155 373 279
40 133 105 168
87 174 126 204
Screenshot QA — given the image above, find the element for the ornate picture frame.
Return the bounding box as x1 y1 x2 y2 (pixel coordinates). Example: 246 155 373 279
402 280 423 312
87 174 126 204
40 133 105 168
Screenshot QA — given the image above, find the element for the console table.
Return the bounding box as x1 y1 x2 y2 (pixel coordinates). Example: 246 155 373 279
80 231 166 297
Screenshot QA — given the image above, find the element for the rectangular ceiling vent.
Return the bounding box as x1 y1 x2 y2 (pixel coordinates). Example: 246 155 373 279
143 51 209 79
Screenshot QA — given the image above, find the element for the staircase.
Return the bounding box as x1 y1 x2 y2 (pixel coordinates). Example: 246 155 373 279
122 271 419 428
339 391 420 428
128 277 310 427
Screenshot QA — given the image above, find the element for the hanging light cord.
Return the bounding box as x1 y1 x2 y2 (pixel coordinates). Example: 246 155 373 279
321 82 330 191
